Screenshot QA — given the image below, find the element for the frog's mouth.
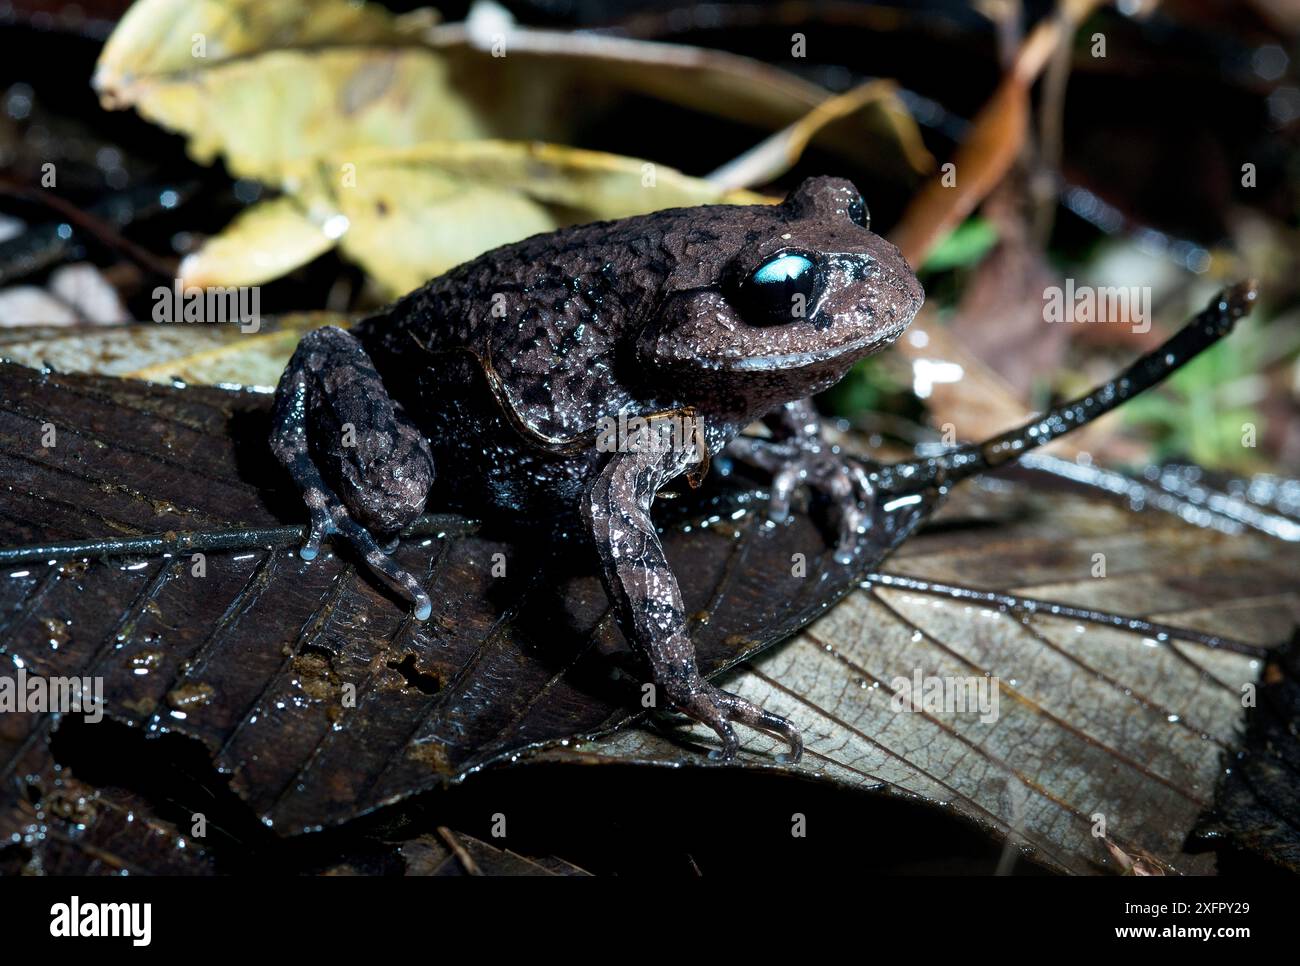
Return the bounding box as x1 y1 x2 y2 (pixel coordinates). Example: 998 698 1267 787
721 315 911 372
722 264 922 371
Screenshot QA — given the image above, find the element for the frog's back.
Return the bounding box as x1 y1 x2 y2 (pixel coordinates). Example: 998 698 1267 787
354 200 783 442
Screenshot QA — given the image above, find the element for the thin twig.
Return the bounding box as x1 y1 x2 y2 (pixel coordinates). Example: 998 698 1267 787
872 282 1259 494
435 826 483 876
0 514 478 567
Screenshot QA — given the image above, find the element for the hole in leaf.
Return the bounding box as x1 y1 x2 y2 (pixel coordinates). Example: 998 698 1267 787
387 654 441 695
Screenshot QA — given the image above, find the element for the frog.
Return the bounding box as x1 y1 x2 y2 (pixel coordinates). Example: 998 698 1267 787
270 176 925 763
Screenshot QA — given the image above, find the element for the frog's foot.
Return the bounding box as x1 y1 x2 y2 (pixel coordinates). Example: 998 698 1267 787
299 486 432 620
668 675 804 764
725 433 874 564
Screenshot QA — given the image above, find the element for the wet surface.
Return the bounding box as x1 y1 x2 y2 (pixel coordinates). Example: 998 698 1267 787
0 361 939 836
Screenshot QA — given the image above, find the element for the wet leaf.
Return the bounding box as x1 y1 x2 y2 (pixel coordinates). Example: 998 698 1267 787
0 361 933 835
535 471 1296 875
1190 636 1300 873
0 358 1293 875
397 830 590 877
1 767 218 876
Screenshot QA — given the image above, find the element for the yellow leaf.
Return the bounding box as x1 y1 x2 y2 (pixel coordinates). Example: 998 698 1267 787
95 0 429 102
178 196 336 289
176 142 769 295
111 48 487 181
332 171 557 295
0 314 331 388
122 318 329 388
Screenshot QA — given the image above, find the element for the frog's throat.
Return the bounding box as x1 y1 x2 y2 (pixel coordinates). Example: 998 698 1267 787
407 334 712 485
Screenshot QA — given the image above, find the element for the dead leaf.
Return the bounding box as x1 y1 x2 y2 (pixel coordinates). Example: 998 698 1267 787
92 0 926 292
98 47 489 182
1189 635 1300 873
888 5 1107 450
538 471 1293 874
0 313 329 388
175 196 337 290
707 79 934 191
180 143 768 293
94 0 433 105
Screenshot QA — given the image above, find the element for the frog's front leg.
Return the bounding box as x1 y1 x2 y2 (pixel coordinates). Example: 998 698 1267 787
583 421 803 762
270 326 435 619
724 399 874 563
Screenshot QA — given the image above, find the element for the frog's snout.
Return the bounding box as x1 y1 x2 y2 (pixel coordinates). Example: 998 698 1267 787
889 264 926 321
863 242 923 337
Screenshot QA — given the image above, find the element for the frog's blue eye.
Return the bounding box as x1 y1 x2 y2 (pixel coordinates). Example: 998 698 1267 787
738 253 818 326
753 254 813 287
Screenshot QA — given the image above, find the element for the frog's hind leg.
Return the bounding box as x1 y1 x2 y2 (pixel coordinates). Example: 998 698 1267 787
270 325 435 619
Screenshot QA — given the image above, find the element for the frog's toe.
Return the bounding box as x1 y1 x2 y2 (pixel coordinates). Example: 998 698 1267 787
766 463 801 523
706 722 741 761
300 491 341 561
674 680 802 764
821 456 874 563
297 493 432 619
333 514 432 620
714 687 804 764
832 497 871 565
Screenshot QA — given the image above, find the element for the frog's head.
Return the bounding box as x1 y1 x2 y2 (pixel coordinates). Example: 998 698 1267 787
637 177 924 406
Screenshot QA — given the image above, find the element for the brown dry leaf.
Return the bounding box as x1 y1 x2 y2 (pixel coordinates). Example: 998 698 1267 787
948 182 1071 396
425 9 931 181
888 4 1106 450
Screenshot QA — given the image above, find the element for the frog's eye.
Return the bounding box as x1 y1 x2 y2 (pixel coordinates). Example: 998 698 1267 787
846 194 869 229
737 252 818 326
